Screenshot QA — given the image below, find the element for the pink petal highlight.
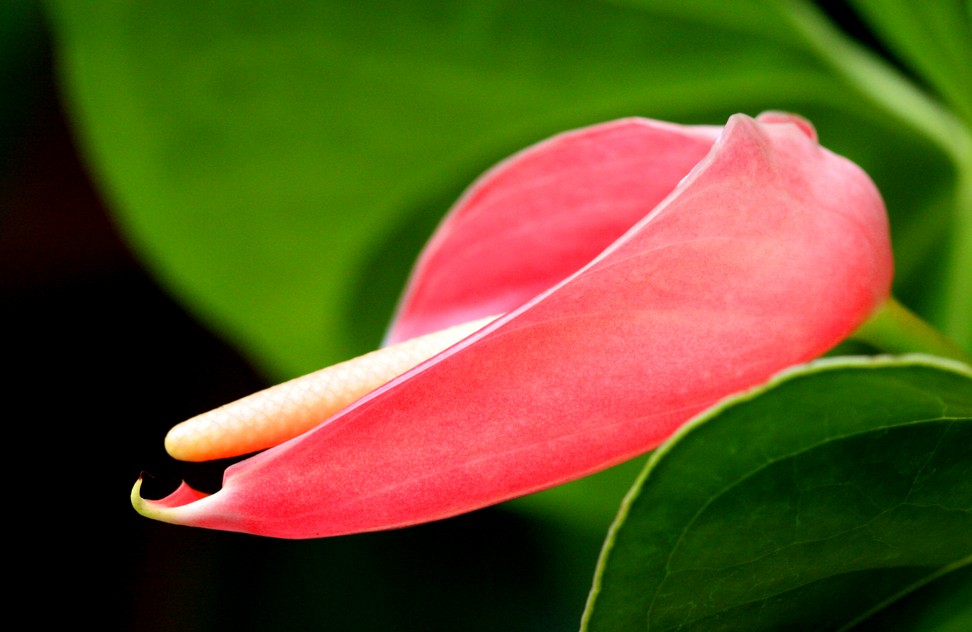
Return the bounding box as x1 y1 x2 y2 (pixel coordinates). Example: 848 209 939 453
133 113 892 538
386 118 722 344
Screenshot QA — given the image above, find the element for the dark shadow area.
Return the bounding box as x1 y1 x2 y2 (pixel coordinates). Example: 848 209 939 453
4 7 595 631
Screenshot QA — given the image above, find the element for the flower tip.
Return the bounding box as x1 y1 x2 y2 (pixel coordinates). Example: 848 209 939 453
130 476 155 518
131 475 211 526
756 111 817 141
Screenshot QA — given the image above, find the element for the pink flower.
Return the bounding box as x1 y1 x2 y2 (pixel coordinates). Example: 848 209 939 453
133 112 892 538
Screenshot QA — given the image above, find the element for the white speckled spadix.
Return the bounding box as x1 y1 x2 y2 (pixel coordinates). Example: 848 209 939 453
165 315 499 462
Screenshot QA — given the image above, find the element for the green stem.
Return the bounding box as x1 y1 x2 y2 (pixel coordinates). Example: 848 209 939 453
852 297 972 364
780 0 972 165
942 164 972 348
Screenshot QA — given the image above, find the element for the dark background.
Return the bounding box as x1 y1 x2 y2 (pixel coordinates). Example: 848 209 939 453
2 6 603 630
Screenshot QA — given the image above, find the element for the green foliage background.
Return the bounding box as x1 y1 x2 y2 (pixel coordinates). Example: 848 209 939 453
4 1 969 630
43 0 972 380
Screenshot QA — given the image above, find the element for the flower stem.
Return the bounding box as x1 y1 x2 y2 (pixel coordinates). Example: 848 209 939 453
852 297 972 364
942 162 972 349
780 0 972 165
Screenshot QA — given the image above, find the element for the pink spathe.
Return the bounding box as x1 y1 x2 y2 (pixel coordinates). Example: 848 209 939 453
134 112 893 538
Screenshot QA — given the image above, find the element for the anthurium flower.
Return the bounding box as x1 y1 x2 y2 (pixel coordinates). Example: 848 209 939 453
132 112 893 538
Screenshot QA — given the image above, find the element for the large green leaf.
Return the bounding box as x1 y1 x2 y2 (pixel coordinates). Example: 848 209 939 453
43 0 958 380
582 355 972 631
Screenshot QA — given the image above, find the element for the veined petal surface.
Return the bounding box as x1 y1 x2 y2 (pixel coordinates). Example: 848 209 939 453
386 118 721 344
134 113 893 538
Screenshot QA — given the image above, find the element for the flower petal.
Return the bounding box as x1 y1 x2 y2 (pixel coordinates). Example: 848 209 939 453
386 118 721 344
133 113 892 538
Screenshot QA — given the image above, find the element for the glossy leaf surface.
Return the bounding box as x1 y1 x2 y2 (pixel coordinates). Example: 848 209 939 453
583 356 972 632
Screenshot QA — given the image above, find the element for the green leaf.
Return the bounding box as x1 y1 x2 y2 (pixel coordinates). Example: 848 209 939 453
848 0 972 126
582 355 972 632
841 0 972 348
43 0 956 379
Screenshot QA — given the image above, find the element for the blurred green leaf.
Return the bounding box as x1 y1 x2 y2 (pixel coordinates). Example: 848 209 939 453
582 356 972 631
43 0 960 379
839 0 972 347
848 0 972 125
